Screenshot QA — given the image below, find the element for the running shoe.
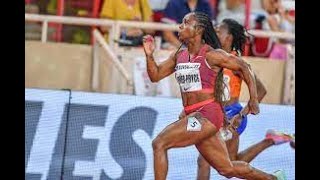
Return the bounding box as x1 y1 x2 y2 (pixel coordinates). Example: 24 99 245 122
265 129 293 145
273 169 287 180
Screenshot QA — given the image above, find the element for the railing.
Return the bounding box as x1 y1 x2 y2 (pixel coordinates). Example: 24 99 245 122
112 20 179 51
25 13 295 104
25 13 295 44
25 13 115 45
92 29 133 92
247 29 295 40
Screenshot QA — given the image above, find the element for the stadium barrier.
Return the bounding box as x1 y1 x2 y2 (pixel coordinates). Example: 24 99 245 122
25 88 295 180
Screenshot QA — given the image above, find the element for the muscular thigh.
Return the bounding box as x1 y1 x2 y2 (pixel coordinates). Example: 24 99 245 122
156 112 218 149
196 134 233 171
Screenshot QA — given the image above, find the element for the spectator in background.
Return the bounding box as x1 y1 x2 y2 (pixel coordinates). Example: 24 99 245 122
216 0 246 25
148 0 170 39
261 0 295 60
25 4 41 41
208 0 219 19
148 0 170 12
100 0 154 46
216 0 266 28
161 0 214 48
261 0 294 33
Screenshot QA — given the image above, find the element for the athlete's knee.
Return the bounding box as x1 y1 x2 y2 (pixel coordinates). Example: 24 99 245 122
232 161 253 174
216 166 236 179
219 161 253 178
152 136 167 152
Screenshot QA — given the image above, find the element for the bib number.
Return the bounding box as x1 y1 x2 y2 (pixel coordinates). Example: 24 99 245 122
187 116 202 131
220 128 233 141
175 63 202 92
222 74 231 101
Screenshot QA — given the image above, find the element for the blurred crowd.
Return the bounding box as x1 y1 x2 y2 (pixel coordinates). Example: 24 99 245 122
25 0 295 60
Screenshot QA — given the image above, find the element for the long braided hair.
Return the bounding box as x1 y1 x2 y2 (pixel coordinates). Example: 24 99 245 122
193 12 225 104
222 18 247 57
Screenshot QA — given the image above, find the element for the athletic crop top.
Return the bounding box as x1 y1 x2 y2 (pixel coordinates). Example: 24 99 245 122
175 44 218 93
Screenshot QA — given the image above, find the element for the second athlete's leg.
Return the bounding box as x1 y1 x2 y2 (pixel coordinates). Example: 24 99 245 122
196 134 276 180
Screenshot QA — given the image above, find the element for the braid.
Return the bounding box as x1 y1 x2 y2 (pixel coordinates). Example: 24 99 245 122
222 18 248 56
193 12 225 104
193 12 221 49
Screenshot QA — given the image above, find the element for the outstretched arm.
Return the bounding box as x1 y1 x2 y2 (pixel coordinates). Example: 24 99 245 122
143 35 180 82
206 49 259 115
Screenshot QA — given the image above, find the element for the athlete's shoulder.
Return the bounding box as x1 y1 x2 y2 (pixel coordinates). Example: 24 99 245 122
205 47 227 59
205 45 225 53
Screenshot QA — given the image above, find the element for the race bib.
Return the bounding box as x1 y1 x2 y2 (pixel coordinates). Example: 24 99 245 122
220 128 233 141
175 63 202 92
186 116 202 131
222 74 231 101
